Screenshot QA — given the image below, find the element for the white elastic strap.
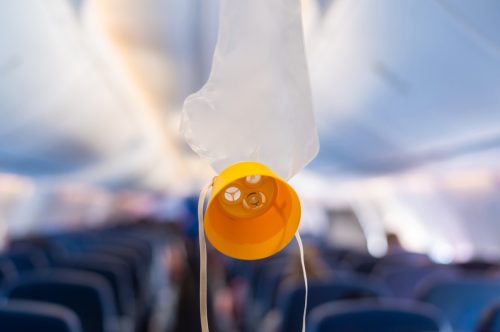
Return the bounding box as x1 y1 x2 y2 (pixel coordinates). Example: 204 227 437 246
295 232 308 332
198 184 212 332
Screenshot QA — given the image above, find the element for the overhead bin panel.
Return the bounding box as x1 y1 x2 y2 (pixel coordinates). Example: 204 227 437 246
308 0 500 175
0 0 185 190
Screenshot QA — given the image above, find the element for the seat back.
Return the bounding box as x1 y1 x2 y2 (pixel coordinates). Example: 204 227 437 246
5 270 116 332
477 303 500 332
0 248 48 272
53 257 134 317
308 300 451 332
0 300 82 332
0 260 16 287
277 277 389 332
373 252 431 271
377 265 457 298
418 278 500 331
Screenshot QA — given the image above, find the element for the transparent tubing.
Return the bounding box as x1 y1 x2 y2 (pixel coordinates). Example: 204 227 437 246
198 184 212 332
296 232 308 332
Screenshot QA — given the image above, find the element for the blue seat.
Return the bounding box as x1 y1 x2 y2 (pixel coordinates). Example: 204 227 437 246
98 233 154 267
0 300 82 332
456 260 497 273
376 265 457 298
255 261 353 318
85 239 152 297
277 277 389 332
477 303 500 332
4 269 117 332
341 252 379 274
51 237 144 303
84 244 146 293
10 237 74 264
0 260 16 288
373 252 431 271
308 300 452 332
49 235 88 257
0 247 49 272
236 255 287 330
320 247 353 263
249 255 287 298
253 258 288 317
53 256 135 318
417 277 500 332
79 241 152 328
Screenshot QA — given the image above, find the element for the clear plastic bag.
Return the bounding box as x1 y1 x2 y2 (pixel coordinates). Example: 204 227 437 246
181 0 319 180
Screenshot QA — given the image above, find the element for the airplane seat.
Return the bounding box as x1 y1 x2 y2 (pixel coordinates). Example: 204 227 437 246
80 251 142 304
80 243 152 330
276 277 390 332
254 257 357 319
307 299 452 332
84 245 146 292
252 265 287 320
90 227 169 331
9 238 64 264
4 269 118 332
102 225 172 292
322 255 358 274
50 236 146 299
371 252 432 273
341 252 380 274
252 257 287 294
248 255 288 298
89 230 153 256
84 234 152 270
0 247 50 273
50 229 160 313
47 233 150 316
90 236 154 300
48 236 88 258
321 247 356 263
235 255 287 330
52 257 136 331
0 260 17 288
98 231 154 266
0 300 82 332
477 303 500 332
417 277 500 332
374 265 459 298
456 260 499 273
43 234 139 290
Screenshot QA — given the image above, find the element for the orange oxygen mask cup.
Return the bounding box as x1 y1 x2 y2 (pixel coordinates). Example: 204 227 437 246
204 161 301 260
